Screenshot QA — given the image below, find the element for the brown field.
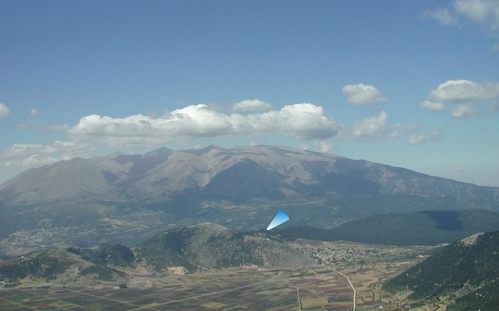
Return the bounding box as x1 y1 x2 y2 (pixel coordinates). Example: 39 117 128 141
0 241 433 310
0 268 357 310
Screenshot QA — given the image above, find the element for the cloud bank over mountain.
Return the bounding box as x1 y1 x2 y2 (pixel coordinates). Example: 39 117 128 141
68 103 341 145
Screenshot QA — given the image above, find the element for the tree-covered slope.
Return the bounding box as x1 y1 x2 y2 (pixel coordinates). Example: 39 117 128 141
383 231 499 310
276 209 499 245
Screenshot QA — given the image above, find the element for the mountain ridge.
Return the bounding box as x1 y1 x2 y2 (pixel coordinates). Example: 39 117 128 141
1 145 497 204
0 145 498 255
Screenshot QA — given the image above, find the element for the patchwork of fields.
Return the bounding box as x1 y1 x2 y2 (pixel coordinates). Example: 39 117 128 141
0 268 356 310
0 240 438 310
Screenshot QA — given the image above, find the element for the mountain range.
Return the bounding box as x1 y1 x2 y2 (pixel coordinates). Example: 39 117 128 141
1 145 498 255
2 145 497 205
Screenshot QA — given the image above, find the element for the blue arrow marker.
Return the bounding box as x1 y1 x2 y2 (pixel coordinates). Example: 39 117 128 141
267 210 289 230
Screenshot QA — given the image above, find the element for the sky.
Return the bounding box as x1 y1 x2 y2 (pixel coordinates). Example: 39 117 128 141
0 0 499 186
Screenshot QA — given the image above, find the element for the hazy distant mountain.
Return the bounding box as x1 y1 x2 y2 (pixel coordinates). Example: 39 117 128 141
384 231 499 310
0 145 498 255
1 145 497 205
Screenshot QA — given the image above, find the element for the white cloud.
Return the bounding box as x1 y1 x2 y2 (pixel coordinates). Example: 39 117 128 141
454 0 499 29
451 104 475 118
30 108 38 116
426 0 499 31
68 103 341 146
0 103 10 119
409 130 445 145
408 135 425 145
421 100 446 111
430 80 499 102
0 140 90 170
388 130 403 139
423 8 459 26
232 99 272 112
3 141 80 158
423 79 499 118
387 123 421 139
341 83 386 106
350 111 388 138
316 141 333 153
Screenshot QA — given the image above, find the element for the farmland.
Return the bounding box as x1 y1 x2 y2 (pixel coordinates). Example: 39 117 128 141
0 267 355 310
0 240 435 310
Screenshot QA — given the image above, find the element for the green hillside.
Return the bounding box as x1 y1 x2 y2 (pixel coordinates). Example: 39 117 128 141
383 231 499 311
277 209 499 245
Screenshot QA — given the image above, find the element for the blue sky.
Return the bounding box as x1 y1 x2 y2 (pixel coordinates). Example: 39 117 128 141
1 0 498 186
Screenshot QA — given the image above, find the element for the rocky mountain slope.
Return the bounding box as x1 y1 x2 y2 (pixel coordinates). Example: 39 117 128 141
0 145 497 255
136 223 313 270
1 145 497 205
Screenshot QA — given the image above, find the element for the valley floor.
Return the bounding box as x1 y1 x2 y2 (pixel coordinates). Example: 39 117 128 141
0 241 442 311
0 267 353 310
